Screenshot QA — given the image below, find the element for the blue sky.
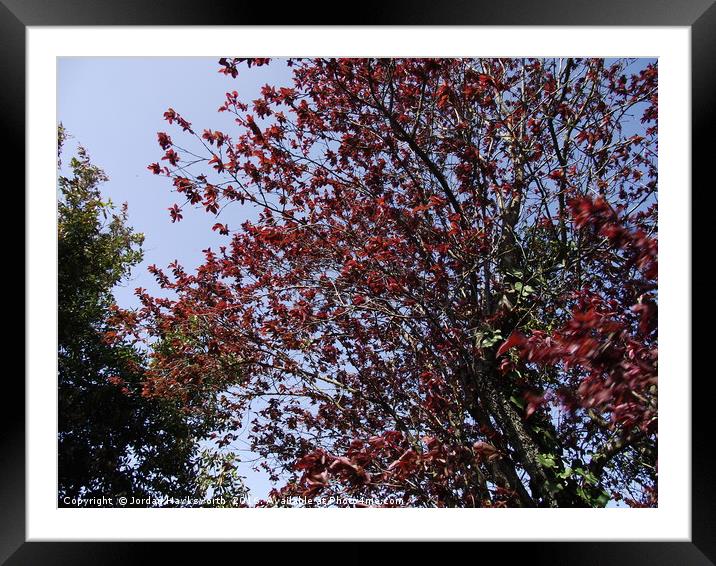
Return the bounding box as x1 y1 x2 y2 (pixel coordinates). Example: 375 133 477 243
58 57 293 309
58 57 295 500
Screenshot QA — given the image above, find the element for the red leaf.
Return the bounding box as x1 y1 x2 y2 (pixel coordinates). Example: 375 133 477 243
523 391 546 419
212 223 229 235
496 332 525 357
473 441 501 462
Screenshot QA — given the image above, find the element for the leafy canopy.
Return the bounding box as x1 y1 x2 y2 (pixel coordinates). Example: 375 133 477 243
58 127 247 505
119 58 657 507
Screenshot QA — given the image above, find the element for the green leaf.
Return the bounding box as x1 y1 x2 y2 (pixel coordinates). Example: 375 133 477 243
537 453 557 469
479 330 503 348
575 467 599 485
545 480 564 496
594 491 611 507
557 467 573 479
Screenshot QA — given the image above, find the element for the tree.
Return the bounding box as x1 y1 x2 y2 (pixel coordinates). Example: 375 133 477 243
58 127 245 506
123 58 657 507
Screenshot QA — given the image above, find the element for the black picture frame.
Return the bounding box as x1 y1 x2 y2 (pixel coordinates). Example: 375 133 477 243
6 1 709 563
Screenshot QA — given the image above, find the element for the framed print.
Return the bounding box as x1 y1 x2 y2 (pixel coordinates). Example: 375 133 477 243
7 0 711 563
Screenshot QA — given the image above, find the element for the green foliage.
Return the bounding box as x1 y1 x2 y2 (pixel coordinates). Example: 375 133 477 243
476 329 503 349
535 453 611 507
194 448 249 507
57 128 236 505
535 453 554 469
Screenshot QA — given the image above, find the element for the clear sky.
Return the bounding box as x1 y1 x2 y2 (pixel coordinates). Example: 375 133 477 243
58 57 295 500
